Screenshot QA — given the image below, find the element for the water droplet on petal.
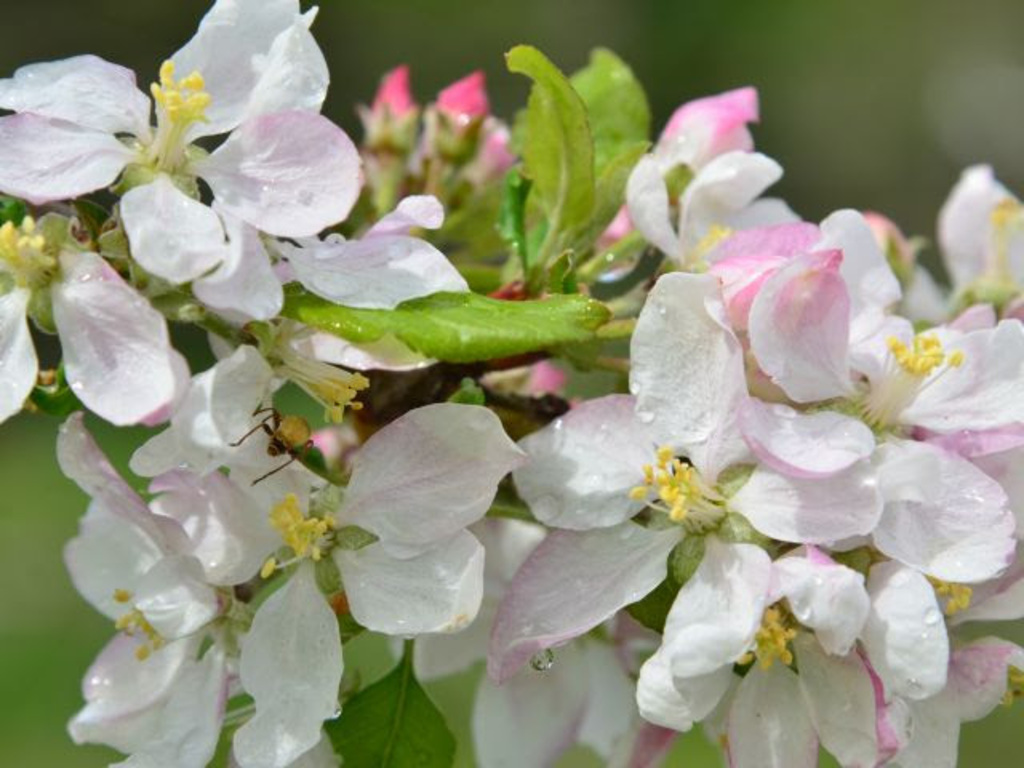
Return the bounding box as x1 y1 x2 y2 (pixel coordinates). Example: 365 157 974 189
530 648 554 672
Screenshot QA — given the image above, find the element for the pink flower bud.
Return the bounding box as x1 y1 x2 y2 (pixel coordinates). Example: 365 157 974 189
437 71 490 124
372 65 416 118
863 210 914 271
661 86 759 165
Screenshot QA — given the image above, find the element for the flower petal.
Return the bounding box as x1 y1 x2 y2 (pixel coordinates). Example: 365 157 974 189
730 462 882 545
235 563 342 768
514 395 655 529
726 664 818 768
660 87 758 167
172 0 320 138
337 531 484 636
193 212 283 322
873 439 1015 583
738 398 874 479
121 176 227 284
488 523 678 683
626 155 680 257
53 254 188 426
861 562 949 700
0 54 150 136
0 114 132 203
133 554 220 640
577 642 637 758
341 403 524 555
793 637 879 768
630 272 749 479
280 233 466 310
0 287 37 423
774 553 869 656
748 249 853 402
948 638 1024 722
366 195 445 237
636 648 732 732
661 539 770 679
198 111 362 237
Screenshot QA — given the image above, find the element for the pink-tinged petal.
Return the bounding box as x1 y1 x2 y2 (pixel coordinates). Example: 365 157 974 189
0 114 132 203
466 119 517 185
193 212 283 322
577 642 637 758
775 555 869 655
597 205 633 250
237 18 330 129
904 322 1024 432
726 665 818 768
118 647 227 768
921 424 1024 459
488 524 678 683
661 87 758 166
198 111 362 237
661 539 770 679
794 637 879 768
679 151 784 261
337 531 484 635
342 404 524 555
620 721 678 768
637 649 733 731
372 65 416 118
949 303 996 332
874 440 1015 582
949 638 1024 721
366 195 444 237
150 470 279 586
473 643 589 768
133 554 220 640
708 222 820 328
630 272 750 479
69 634 193 744
858 650 911 764
527 361 567 396
938 165 1016 291
626 155 680 257
514 395 655 529
0 54 151 137
280 233 466 310
748 249 854 402
738 398 874 479
172 0 319 138
730 462 882 545
862 562 949 700
52 253 188 426
235 563 341 768
121 176 227 284
0 287 37 423
816 210 902 343
437 71 489 121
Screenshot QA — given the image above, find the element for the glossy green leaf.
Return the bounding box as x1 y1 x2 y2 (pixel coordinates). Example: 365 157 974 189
571 140 649 254
0 196 27 226
505 45 595 256
497 169 532 272
282 287 611 363
570 48 651 174
328 642 455 768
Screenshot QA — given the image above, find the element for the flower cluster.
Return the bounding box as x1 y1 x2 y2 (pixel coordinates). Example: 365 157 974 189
2 2 1022 767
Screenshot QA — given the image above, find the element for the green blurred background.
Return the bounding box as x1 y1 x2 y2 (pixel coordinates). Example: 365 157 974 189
2 0 1023 765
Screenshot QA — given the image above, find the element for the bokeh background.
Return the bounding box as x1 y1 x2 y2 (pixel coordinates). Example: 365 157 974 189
2 0 1024 765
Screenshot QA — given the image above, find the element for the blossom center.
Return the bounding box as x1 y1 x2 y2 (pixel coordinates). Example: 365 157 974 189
112 589 164 661
1003 666 1024 707
0 217 56 289
629 445 726 531
740 606 797 669
145 60 211 172
272 327 370 423
261 493 337 578
861 332 964 428
928 576 973 616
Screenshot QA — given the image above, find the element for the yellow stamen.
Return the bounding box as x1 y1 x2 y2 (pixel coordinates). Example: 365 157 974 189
929 577 973 616
629 445 725 528
887 333 954 377
0 216 55 289
691 224 734 268
112 588 133 604
269 493 336 564
1002 666 1024 707
150 59 211 126
260 557 278 580
740 607 797 669
114 605 165 661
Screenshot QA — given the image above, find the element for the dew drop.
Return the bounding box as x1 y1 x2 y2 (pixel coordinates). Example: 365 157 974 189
530 648 554 672
923 609 941 626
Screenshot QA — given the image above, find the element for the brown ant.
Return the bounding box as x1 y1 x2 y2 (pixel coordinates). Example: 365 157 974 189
230 407 314 485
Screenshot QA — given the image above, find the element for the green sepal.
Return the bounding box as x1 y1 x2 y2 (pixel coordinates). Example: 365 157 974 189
333 525 380 552
447 377 486 406
0 196 27 226
72 199 112 241
281 286 612 364
327 641 456 768
626 535 704 632
28 365 83 418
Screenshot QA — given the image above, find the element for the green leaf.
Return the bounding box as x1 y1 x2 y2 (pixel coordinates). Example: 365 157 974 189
282 287 612 364
505 45 595 260
570 49 651 175
626 537 704 632
448 377 486 406
28 365 82 418
328 641 455 768
0 196 27 226
571 140 649 254
496 169 532 272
